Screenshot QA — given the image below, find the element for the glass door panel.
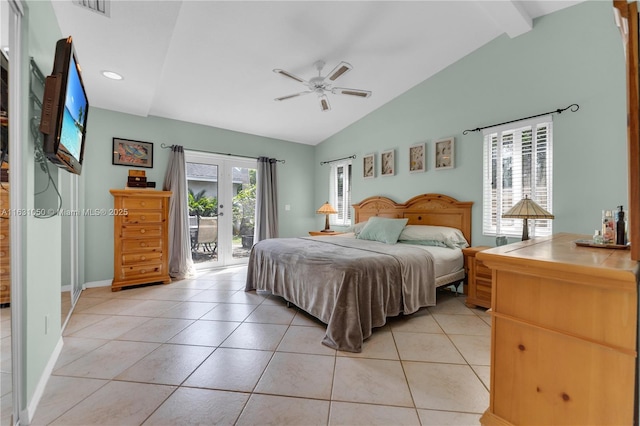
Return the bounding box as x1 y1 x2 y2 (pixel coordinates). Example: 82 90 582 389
186 152 256 269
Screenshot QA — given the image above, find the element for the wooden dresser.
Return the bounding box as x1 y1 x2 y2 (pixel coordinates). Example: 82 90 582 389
478 233 638 425
462 246 492 309
110 189 172 291
0 185 9 304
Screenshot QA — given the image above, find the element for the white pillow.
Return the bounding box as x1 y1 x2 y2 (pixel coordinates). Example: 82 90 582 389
398 225 469 249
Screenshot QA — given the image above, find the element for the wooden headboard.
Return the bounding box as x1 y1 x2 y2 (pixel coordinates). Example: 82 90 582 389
352 193 474 245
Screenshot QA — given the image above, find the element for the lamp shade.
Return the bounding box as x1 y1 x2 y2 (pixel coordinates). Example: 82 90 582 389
316 202 338 215
316 202 338 232
502 195 554 241
502 196 554 219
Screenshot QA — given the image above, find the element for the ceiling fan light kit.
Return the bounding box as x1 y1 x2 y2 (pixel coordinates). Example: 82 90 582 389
273 60 372 111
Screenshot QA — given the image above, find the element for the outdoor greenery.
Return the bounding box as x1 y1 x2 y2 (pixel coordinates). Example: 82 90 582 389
188 189 217 217
233 169 256 236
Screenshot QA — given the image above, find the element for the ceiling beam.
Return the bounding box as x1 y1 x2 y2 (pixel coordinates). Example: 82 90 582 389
477 0 533 38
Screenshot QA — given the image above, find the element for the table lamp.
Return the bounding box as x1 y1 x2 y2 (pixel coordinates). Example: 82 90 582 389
316 201 338 232
502 195 554 241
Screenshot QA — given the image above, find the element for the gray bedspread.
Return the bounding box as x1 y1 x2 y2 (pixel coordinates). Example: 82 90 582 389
245 236 436 352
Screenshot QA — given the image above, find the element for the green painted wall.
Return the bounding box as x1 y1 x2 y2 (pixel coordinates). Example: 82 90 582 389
23 0 64 410
314 0 627 247
83 109 316 282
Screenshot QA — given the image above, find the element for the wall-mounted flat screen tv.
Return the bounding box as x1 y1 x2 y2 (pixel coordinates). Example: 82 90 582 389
39 36 89 175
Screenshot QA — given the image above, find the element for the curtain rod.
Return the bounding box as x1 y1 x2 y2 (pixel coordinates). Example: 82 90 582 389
463 103 579 135
320 154 356 166
160 143 285 163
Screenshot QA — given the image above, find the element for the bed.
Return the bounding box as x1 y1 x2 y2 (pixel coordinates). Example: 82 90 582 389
245 193 473 352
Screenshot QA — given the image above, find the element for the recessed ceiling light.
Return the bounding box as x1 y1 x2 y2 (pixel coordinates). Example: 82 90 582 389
101 70 123 80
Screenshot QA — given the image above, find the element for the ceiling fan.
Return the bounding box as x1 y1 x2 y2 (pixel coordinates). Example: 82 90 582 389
273 60 372 112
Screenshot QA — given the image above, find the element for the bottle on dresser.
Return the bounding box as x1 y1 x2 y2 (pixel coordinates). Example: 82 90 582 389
602 210 615 243
616 205 627 245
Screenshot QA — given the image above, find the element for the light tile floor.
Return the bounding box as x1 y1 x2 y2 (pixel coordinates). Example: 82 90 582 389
26 266 491 425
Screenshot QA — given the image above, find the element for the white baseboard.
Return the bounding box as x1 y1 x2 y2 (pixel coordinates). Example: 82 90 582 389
24 336 64 425
82 279 111 289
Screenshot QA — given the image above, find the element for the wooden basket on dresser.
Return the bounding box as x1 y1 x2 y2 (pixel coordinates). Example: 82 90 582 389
110 189 172 291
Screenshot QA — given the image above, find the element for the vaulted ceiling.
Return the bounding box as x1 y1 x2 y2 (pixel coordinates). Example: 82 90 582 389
50 1 582 145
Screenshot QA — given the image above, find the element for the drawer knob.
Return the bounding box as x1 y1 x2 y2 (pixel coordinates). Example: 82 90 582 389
140 243 147 247
140 201 146 207
141 215 146 220
518 344 526 351
140 256 146 261
140 229 146 234
140 269 146 274
561 393 570 402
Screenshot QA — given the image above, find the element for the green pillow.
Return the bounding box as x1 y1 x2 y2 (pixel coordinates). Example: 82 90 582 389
357 217 409 244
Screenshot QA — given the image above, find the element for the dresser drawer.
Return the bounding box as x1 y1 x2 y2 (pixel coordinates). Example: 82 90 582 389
121 197 163 211
492 317 634 425
123 211 163 224
0 193 8 210
121 224 162 239
120 262 164 279
121 238 163 253
122 252 163 265
475 259 492 280
495 270 636 350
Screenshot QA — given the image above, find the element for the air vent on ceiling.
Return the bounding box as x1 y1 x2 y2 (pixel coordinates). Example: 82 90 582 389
73 0 110 17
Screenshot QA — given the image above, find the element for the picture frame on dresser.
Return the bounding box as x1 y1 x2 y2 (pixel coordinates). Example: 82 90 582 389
113 138 154 168
409 143 425 173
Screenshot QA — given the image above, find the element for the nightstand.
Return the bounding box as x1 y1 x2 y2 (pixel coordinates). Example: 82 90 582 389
462 246 492 309
309 231 343 236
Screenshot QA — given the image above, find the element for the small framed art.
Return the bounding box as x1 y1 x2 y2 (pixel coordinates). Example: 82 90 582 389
409 143 425 173
434 137 454 170
113 138 154 168
363 153 375 179
381 149 395 176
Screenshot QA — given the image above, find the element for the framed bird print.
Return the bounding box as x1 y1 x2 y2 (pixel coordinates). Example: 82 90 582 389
112 138 154 168
381 149 395 176
363 153 375 179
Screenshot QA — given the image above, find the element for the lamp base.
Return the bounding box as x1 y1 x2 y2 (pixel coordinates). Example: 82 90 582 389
321 214 331 232
521 218 529 241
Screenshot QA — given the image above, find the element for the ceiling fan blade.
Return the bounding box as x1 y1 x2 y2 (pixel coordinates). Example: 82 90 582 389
332 87 372 98
275 91 312 101
273 68 308 84
326 61 353 82
319 94 331 112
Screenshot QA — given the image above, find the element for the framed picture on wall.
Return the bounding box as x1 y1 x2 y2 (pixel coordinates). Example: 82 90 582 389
363 153 375 179
434 137 454 170
409 142 426 173
112 138 154 168
381 149 395 176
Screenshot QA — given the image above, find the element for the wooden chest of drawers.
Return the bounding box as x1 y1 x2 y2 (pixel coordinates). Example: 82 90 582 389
110 189 172 291
478 234 638 426
462 246 492 309
0 185 8 304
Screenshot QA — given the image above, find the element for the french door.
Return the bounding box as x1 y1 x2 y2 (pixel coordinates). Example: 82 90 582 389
185 151 257 269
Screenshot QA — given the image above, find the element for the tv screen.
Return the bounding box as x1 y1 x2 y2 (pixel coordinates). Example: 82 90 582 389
40 36 89 175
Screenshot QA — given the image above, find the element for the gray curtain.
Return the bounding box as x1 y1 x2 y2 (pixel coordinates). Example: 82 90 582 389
255 157 279 242
163 145 196 279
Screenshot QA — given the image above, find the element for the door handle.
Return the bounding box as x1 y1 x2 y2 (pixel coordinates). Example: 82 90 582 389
219 212 224 216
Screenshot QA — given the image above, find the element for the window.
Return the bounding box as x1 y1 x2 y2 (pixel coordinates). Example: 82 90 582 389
329 160 352 226
482 116 553 238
